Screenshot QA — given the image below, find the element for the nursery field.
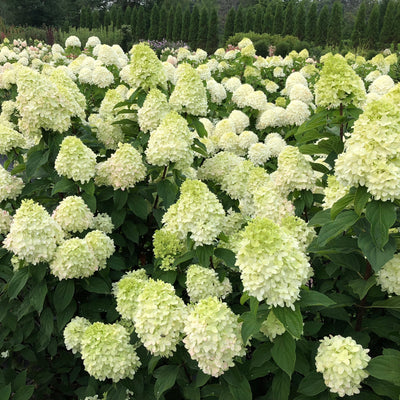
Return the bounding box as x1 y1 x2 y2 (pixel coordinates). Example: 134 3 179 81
1 36 400 400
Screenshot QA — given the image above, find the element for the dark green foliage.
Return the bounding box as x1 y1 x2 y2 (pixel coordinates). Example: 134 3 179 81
294 1 306 40
110 5 117 26
124 6 132 25
79 7 88 28
283 0 295 36
189 5 200 47
148 4 160 40
245 8 255 32
263 4 274 34
379 0 389 31
316 4 329 45
158 5 168 40
135 6 147 41
104 10 111 28
235 6 245 33
197 7 209 51
207 8 219 53
327 1 342 46
181 8 191 42
305 1 317 42
394 2 400 44
224 7 236 41
116 6 124 29
130 7 137 40
87 9 93 30
352 1 366 48
380 0 396 45
166 5 175 40
254 5 264 34
366 3 379 48
172 4 183 42
272 2 284 35
92 10 100 29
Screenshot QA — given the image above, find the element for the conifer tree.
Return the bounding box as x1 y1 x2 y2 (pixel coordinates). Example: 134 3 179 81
394 1 400 44
79 7 87 28
245 8 255 32
136 6 147 40
306 1 317 42
158 6 168 40
116 7 124 29
379 0 389 32
327 1 342 46
92 10 100 29
182 8 191 42
273 2 284 35
352 1 366 48
295 1 306 40
235 6 245 33
166 6 175 40
104 11 111 30
172 4 183 42
254 5 264 34
197 7 209 50
110 6 117 27
131 7 137 40
148 4 160 40
264 4 274 33
207 8 219 53
366 3 379 48
224 7 236 41
189 5 200 48
124 7 132 25
283 0 295 36
87 9 93 30
317 5 329 45
380 0 396 45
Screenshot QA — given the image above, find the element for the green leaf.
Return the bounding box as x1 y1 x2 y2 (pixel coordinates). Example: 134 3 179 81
222 366 252 400
271 332 296 377
111 208 126 229
367 354 400 385
171 251 195 268
348 276 376 300
317 210 359 246
114 189 129 210
128 194 149 219
367 377 400 399
354 186 370 215
13 385 34 400
29 282 47 314
371 296 400 309
81 192 96 213
241 311 262 344
195 245 214 268
308 209 332 227
273 305 303 339
26 149 49 178
154 365 179 400
80 181 95 196
51 177 76 195
194 371 211 388
187 115 208 138
358 232 396 272
0 383 11 400
297 372 325 396
148 356 161 375
157 180 178 209
81 277 111 294
122 221 139 244
107 384 128 400
183 386 201 400
8 268 30 299
214 248 236 268
271 370 290 400
366 200 396 250
330 192 355 219
299 290 336 307
54 280 75 313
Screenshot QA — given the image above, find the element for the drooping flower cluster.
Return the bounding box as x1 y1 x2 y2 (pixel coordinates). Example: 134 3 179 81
95 143 146 190
64 316 91 354
4 199 64 264
315 335 370 397
259 311 286 341
0 209 12 235
162 180 225 246
183 297 244 377
153 229 185 271
376 253 400 295
91 213 114 234
186 264 232 303
0 165 24 202
0 122 25 153
236 217 312 308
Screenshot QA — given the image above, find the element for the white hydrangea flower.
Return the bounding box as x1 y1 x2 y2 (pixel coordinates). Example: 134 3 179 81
4 199 64 265
88 114 124 150
238 130 259 151
368 75 394 96
264 132 287 157
206 79 227 104
280 215 316 252
315 335 370 397
256 106 286 130
0 209 12 235
228 110 249 134
0 165 24 202
55 136 96 184
183 297 245 377
248 143 271 165
92 66 114 88
85 36 101 48
52 196 93 233
232 84 254 108
85 230 115 269
289 84 314 104
0 122 25 154
186 264 232 303
65 35 81 48
222 77 242 92
134 279 186 357
376 253 400 295
264 79 279 93
260 311 285 341
323 175 350 209
285 100 311 126
91 213 114 234
153 229 185 271
64 316 91 354
247 90 269 111
96 45 120 67
236 217 312 308
80 322 141 382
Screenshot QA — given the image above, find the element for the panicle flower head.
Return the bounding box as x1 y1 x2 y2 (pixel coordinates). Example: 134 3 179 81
0 165 24 202
186 264 232 303
280 215 316 252
228 110 249 134
285 100 311 126
84 230 115 269
206 79 227 104
232 84 254 108
323 175 350 209
88 114 124 150
55 136 97 184
264 132 287 157
0 209 12 236
248 143 271 165
153 229 185 271
92 66 114 88
52 196 94 233
64 316 91 354
134 279 186 357
0 122 25 154
260 311 285 341
4 199 64 265
169 63 208 116
368 74 394 96
183 297 245 377
95 143 146 191
238 130 259 151
80 322 141 382
65 36 81 48
91 213 114 234
376 253 400 295
162 180 225 247
236 217 312 308
315 335 370 397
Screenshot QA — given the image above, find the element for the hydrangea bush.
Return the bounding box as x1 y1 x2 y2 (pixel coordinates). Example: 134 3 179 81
0 36 400 399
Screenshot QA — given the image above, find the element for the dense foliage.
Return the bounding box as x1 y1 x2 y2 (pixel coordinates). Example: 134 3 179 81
1 35 400 400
